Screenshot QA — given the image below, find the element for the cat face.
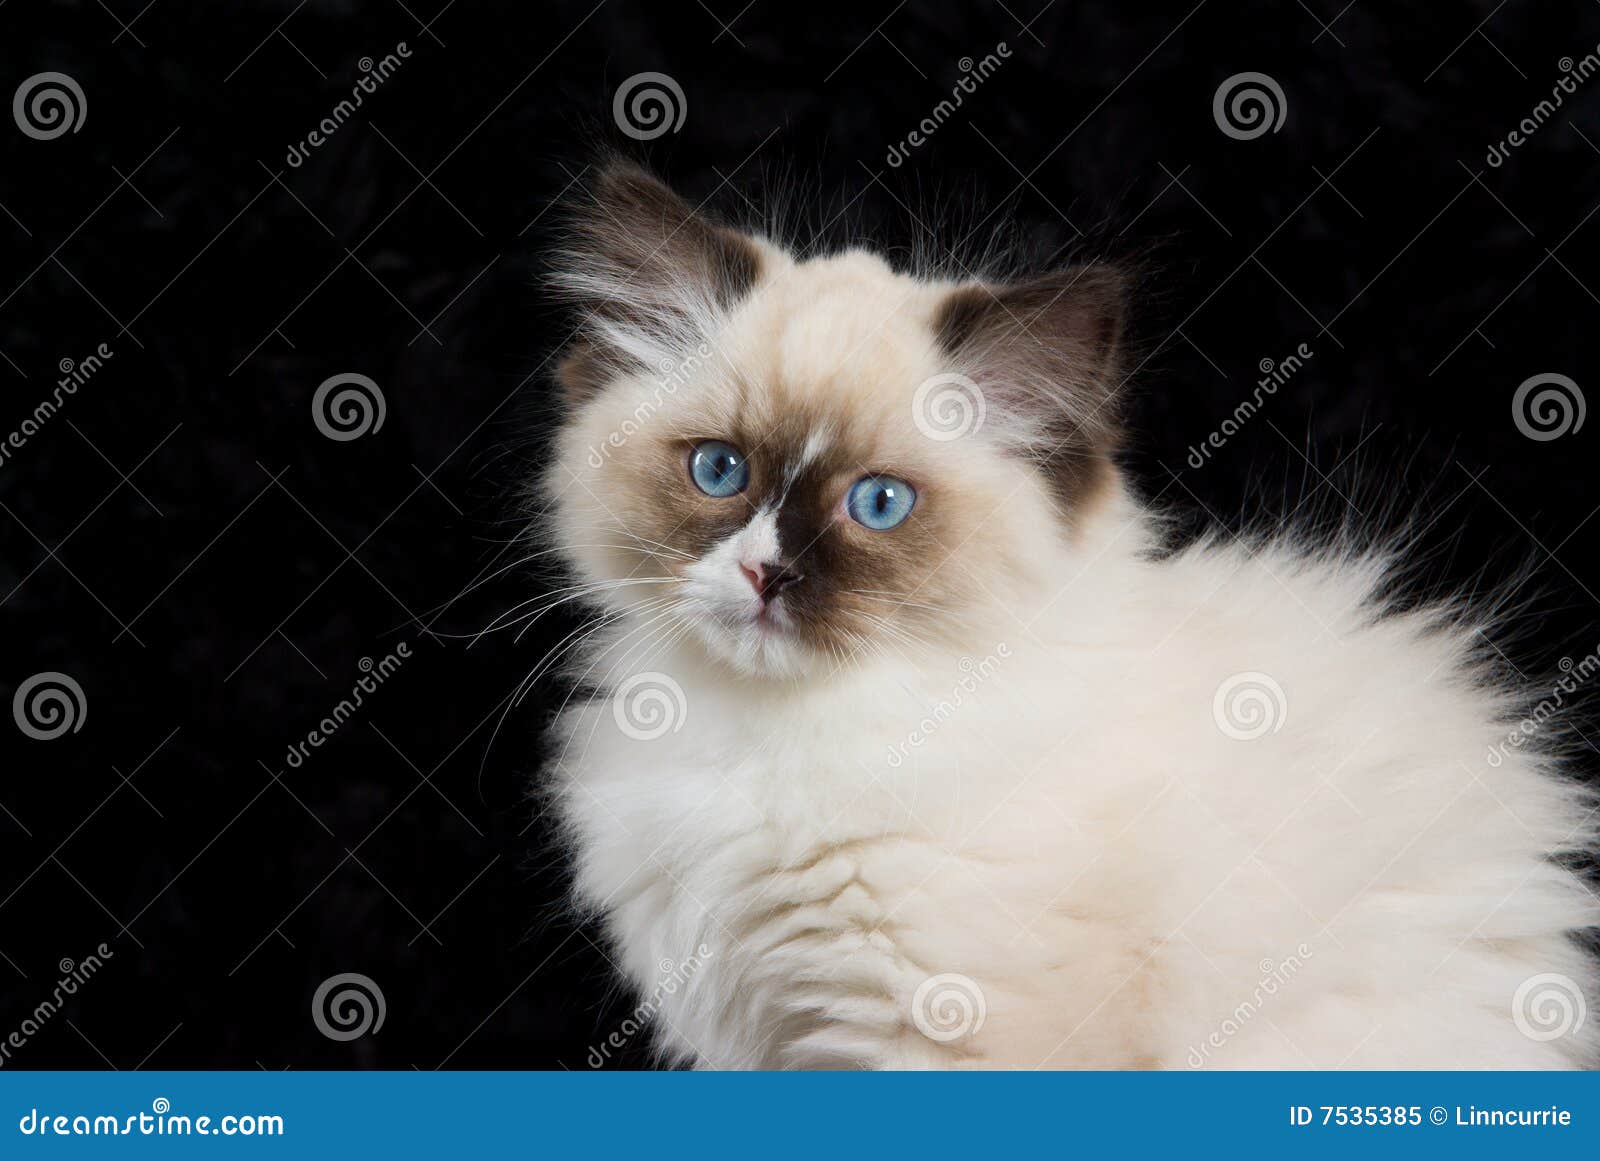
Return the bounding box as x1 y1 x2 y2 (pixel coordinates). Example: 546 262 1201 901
545 163 1127 678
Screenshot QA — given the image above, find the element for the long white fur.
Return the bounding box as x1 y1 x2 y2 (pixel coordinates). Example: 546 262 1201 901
542 239 1600 1070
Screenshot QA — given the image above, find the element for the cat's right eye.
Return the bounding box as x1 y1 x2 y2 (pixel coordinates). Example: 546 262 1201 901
688 440 750 497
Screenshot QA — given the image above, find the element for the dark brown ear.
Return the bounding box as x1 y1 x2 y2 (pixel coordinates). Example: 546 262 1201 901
555 161 764 402
932 264 1127 507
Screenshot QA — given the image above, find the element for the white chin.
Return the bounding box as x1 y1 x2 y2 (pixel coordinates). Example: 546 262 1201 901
690 606 815 678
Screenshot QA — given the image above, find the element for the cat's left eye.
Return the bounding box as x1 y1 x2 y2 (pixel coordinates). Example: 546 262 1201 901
688 440 750 497
846 476 916 530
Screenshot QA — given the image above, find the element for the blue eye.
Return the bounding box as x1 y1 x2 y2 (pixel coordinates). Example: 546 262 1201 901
846 476 916 530
688 440 749 497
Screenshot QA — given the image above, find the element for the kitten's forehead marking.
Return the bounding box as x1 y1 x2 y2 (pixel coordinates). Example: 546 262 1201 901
773 426 834 507
799 427 833 470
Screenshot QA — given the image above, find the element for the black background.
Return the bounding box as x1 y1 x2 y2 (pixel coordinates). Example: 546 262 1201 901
2 0 1597 1069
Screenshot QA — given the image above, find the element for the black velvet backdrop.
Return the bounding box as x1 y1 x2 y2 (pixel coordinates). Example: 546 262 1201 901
2 0 1597 1068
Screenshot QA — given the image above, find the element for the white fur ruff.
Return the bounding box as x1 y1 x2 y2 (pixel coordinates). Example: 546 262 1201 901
549 493 1600 1070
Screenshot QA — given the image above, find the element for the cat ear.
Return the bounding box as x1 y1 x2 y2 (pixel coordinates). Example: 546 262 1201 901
931 265 1128 501
554 161 765 401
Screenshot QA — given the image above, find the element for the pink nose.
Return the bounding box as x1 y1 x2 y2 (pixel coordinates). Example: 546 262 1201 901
740 560 804 602
740 562 765 596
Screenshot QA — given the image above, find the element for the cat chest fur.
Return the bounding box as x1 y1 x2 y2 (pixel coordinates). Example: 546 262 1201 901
548 546 1600 1070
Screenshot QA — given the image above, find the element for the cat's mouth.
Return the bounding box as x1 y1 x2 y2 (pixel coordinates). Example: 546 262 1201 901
677 584 815 676
682 569 799 637
729 593 794 637
752 597 790 631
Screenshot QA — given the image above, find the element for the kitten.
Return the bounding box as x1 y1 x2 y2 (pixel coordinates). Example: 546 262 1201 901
536 161 1599 1069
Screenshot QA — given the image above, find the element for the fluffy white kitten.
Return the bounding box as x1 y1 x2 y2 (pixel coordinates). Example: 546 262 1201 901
538 162 1599 1069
